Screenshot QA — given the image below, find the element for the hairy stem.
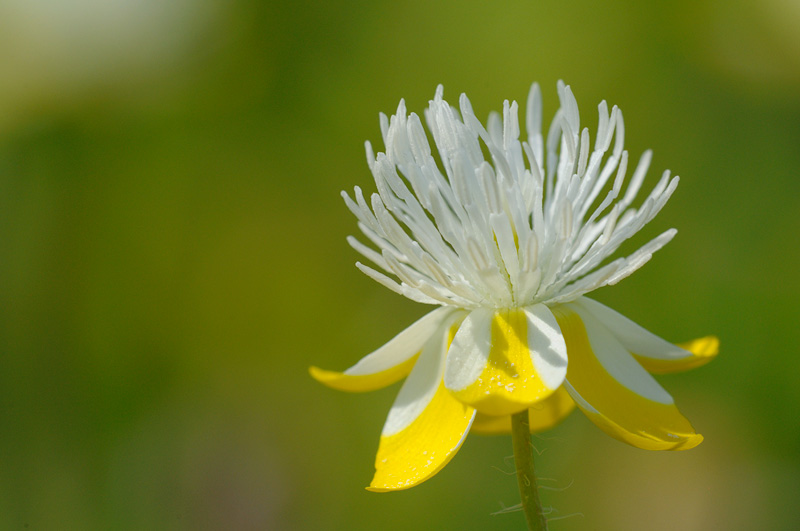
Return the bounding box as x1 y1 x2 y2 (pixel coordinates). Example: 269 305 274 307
511 410 548 531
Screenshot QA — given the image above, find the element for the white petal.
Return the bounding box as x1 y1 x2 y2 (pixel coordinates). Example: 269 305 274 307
577 296 718 373
310 307 455 392
369 311 475 491
552 303 702 450
383 310 466 435
442 308 493 393
562 302 672 404
348 306 454 377
523 303 569 390
576 297 690 361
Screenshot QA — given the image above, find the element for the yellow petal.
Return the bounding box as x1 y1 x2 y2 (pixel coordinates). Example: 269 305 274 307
368 315 474 492
577 297 718 375
444 305 568 416
368 384 475 492
309 307 454 392
309 356 419 392
470 386 575 435
553 303 703 451
634 335 719 374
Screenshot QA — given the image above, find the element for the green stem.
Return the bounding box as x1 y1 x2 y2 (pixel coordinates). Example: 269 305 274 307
511 410 548 531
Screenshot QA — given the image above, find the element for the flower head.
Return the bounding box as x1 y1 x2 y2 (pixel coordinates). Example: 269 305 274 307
311 82 718 492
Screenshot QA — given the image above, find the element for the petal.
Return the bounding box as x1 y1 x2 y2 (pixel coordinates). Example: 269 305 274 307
368 313 475 492
310 307 454 392
443 304 568 416
552 303 703 451
577 297 718 374
470 386 575 435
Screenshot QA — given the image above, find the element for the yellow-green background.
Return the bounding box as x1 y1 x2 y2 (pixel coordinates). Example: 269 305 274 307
1 1 798 529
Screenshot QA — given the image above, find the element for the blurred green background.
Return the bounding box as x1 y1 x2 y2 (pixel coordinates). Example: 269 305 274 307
0 0 798 529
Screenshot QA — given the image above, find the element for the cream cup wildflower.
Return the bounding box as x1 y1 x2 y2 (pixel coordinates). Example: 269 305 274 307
311 82 718 493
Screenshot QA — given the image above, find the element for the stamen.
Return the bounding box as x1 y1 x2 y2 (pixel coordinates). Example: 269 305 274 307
348 83 679 310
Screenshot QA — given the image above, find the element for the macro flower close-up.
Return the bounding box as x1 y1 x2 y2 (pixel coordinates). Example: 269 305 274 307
5 0 800 529
7 0 800 528
311 81 719 497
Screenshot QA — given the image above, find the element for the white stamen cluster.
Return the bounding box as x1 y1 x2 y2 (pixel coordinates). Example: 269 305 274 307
344 82 679 309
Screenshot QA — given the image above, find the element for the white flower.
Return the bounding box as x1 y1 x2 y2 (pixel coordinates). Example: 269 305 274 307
311 82 718 492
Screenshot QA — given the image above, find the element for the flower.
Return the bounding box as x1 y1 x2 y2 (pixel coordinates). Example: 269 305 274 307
310 82 718 492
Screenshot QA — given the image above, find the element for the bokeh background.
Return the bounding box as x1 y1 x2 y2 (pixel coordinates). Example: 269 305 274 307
0 0 798 529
